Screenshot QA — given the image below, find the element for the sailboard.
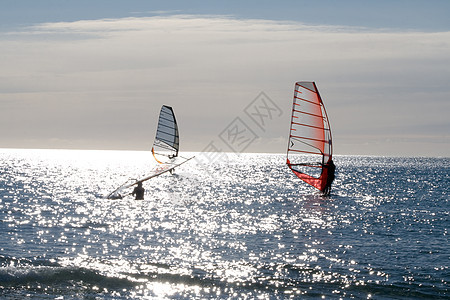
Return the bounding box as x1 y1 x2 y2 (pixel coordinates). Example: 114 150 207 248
286 82 333 193
106 105 193 199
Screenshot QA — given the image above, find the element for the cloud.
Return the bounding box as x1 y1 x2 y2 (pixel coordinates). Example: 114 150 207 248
0 15 449 156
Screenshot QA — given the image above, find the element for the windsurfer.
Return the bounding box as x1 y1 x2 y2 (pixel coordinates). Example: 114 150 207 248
323 159 336 196
132 182 145 200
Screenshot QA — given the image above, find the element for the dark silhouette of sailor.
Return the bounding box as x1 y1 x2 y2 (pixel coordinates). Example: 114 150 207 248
132 182 145 200
323 159 336 196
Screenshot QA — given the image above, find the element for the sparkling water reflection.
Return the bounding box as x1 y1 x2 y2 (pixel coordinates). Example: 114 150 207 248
0 149 448 298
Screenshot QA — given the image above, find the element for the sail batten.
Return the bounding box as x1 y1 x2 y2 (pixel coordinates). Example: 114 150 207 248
292 122 331 130
294 96 322 106
289 135 330 144
292 109 326 119
287 81 333 192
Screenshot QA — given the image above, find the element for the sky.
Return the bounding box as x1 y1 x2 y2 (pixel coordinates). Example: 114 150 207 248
1 0 449 156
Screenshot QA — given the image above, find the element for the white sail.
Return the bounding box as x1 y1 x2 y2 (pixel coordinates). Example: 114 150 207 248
152 105 179 163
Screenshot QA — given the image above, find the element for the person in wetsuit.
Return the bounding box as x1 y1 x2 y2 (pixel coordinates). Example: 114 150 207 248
323 159 336 196
132 182 145 200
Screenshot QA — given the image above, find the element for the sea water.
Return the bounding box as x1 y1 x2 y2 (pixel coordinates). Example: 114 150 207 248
0 149 448 299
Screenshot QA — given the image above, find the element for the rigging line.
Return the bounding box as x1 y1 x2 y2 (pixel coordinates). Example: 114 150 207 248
292 109 325 119
288 163 323 168
294 96 321 106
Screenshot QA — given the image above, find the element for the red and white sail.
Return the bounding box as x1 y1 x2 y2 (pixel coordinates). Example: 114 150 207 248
286 82 333 192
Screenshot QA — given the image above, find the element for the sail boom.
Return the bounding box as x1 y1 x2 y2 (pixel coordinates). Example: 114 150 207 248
288 163 323 169
288 149 323 156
